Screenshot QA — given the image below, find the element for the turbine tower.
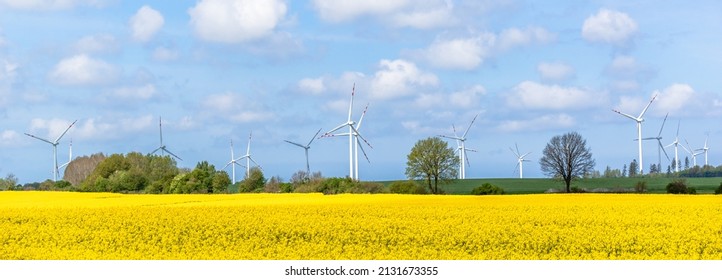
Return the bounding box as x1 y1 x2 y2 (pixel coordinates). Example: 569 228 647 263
439 114 478 179
25 119 77 182
239 132 262 178
284 128 322 179
682 139 702 167
322 84 372 180
58 139 73 170
612 94 656 175
223 139 246 184
696 135 710 166
664 120 681 172
641 113 670 173
510 143 531 179
151 117 182 161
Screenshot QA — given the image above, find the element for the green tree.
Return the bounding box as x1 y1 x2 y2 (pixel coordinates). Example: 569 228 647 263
405 137 459 194
239 167 266 193
539 131 596 193
212 170 231 193
0 174 18 190
628 159 638 177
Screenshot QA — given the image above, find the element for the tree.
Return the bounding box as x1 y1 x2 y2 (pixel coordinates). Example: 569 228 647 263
539 131 595 193
239 167 266 193
684 157 690 170
405 137 459 194
628 159 638 177
622 164 627 177
0 174 18 190
63 153 106 186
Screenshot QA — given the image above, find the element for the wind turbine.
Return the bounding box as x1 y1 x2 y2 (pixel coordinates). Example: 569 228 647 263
641 113 670 173
612 94 656 175
239 132 262 178
682 139 702 167
439 114 478 179
25 119 77 182
284 128 322 179
321 84 372 180
696 135 710 166
223 139 246 184
150 117 182 161
58 139 73 170
510 143 531 179
664 120 681 172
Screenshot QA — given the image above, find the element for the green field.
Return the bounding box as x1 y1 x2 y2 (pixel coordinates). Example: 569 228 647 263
381 177 722 195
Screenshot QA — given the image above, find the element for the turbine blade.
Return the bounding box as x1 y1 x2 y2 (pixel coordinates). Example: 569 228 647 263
657 113 668 137
347 84 355 122
355 137 371 163
612 109 639 121
322 123 348 137
675 120 680 137
515 143 520 156
638 94 657 118
246 132 252 155
150 147 162 155
351 126 372 148
284 140 306 149
509 146 519 157
25 133 55 145
356 103 369 130
163 148 182 161
249 157 263 171
54 119 77 143
658 140 670 161
438 135 462 141
307 128 323 146
462 114 479 138
159 117 163 146
521 152 532 158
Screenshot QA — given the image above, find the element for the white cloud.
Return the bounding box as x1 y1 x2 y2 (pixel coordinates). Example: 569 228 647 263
605 55 655 92
0 130 21 147
129 5 164 43
312 0 455 29
27 116 155 141
0 0 108 10
297 77 326 95
49 54 119 86
414 27 554 70
498 114 576 132
537 62 574 81
152 46 179 62
201 92 274 123
507 81 597 110
29 118 77 140
74 34 118 54
312 0 409 23
390 4 455 29
582 8 638 45
652 83 696 115
370 59 438 100
188 0 287 43
110 84 157 101
414 85 485 109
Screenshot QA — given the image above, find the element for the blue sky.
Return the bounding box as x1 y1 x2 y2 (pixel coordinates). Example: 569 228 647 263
1 0 720 183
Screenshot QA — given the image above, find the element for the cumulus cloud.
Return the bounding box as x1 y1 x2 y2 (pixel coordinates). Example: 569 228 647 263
201 92 274 123
582 8 638 45
507 81 597 110
74 34 119 54
604 55 655 92
497 114 576 132
27 116 156 141
296 72 366 96
414 85 485 109
188 0 287 43
49 54 119 86
370 59 438 100
413 27 554 70
129 5 164 42
652 83 697 116
109 84 158 101
297 77 326 95
537 62 575 81
0 130 21 147
28 118 77 140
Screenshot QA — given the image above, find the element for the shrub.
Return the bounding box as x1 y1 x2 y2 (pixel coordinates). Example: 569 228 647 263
389 181 427 194
634 181 647 193
348 182 385 194
471 183 505 195
666 179 694 194
715 182 722 195
570 186 587 193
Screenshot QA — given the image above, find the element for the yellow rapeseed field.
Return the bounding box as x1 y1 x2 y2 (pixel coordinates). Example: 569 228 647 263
1 191 721 260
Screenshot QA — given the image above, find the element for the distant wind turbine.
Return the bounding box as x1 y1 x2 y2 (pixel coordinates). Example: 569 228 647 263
439 114 478 179
321 84 372 180
510 143 531 179
664 120 682 172
223 139 246 184
682 139 703 167
151 117 182 161
612 94 657 175
239 132 262 178
284 128 322 179
696 135 710 166
641 113 670 172
25 119 77 182
58 139 73 170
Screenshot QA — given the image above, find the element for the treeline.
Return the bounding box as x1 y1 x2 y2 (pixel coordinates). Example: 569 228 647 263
596 162 722 179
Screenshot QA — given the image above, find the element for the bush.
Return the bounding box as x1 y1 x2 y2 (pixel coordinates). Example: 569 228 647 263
715 183 722 195
634 181 647 193
348 182 386 194
666 179 694 194
570 186 587 193
388 181 427 194
470 183 505 195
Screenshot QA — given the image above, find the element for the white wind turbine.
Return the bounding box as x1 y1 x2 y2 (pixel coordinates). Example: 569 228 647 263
696 135 710 166
25 119 77 182
682 139 703 167
223 139 246 184
239 132 262 178
439 114 478 179
612 94 657 175
664 120 681 172
150 117 182 161
58 139 73 170
510 143 531 179
641 113 670 173
284 128 322 179
322 84 372 180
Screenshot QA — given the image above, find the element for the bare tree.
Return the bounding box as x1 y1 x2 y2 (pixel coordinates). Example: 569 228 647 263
539 132 595 192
